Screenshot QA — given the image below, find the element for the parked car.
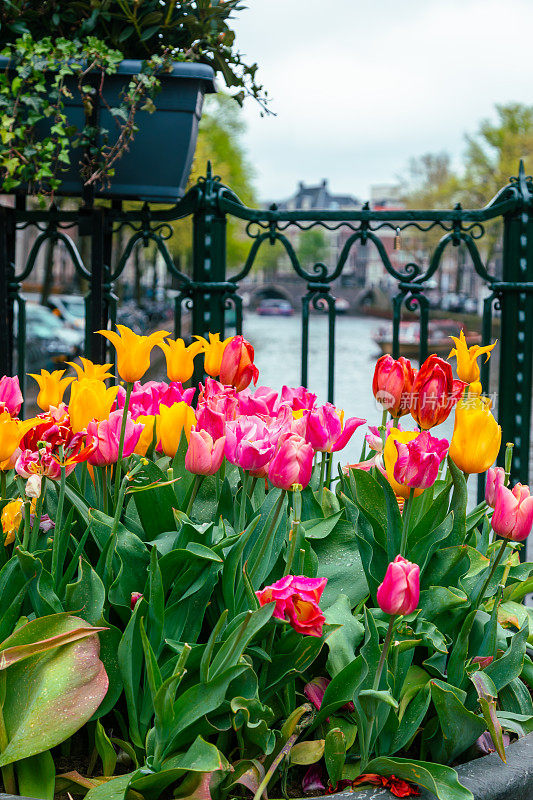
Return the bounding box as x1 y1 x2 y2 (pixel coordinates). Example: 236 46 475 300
15 302 84 371
47 294 86 329
256 298 294 316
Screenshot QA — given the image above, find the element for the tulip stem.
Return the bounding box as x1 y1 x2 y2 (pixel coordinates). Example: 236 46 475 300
51 454 67 588
0 471 6 501
373 614 396 690
239 471 249 531
29 478 46 551
284 486 302 576
319 452 327 501
250 489 286 581
21 495 32 551
186 475 204 518
504 442 514 486
379 408 388 447
325 452 333 491
400 487 415 555
476 537 510 607
113 381 133 509
102 466 109 516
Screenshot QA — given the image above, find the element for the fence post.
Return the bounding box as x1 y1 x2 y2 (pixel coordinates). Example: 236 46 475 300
0 206 15 379
191 165 227 383
87 207 109 365
497 163 533 488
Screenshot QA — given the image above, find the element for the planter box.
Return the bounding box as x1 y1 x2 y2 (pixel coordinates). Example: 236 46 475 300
0 58 216 202
1 735 532 800
294 732 533 800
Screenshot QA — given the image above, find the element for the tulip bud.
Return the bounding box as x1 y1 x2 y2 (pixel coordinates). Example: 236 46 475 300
185 430 225 475
485 466 506 508
130 592 143 610
377 555 420 616
268 433 313 491
219 336 259 391
410 355 464 429
491 483 533 542
372 355 415 418
449 395 501 474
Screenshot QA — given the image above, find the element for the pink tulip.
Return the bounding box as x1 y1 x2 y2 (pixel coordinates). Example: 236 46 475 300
219 336 259 391
195 404 226 441
304 403 366 453
280 385 317 412
304 676 355 713
225 417 276 474
87 410 144 467
268 433 314 490
491 482 533 542
485 466 506 508
116 380 195 419
256 574 327 637
393 430 449 490
130 592 143 610
197 379 239 422
238 386 279 416
377 555 420 615
185 429 225 476
17 447 62 481
0 376 22 416
365 421 402 453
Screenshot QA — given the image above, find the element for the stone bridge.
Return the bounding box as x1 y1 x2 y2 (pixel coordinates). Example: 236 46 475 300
238 275 381 312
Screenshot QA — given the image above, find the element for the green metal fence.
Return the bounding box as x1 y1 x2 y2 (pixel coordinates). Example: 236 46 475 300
1 161 532 498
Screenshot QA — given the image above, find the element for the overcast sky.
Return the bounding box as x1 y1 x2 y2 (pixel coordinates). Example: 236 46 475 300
231 0 533 202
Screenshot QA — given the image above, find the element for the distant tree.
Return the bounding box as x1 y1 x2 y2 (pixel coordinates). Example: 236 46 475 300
401 152 459 210
167 94 257 274
297 229 328 266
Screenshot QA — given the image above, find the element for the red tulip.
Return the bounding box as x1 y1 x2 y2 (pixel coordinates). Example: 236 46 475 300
410 354 465 429
218 336 259 391
372 355 415 418
377 555 420 616
256 574 327 637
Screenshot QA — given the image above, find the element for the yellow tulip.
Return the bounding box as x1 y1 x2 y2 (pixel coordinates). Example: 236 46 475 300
97 325 170 383
0 412 38 463
448 330 497 384
69 379 119 434
383 428 424 499
28 369 74 411
449 394 501 474
194 333 233 378
1 499 23 546
134 414 157 457
158 337 204 383
67 356 114 382
157 402 196 457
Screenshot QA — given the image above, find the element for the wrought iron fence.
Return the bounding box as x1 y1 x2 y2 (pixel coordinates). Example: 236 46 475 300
1 161 532 499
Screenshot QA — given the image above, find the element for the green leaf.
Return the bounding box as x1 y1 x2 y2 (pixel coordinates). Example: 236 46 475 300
324 593 364 675
289 739 324 765
359 688 399 710
0 614 108 767
313 517 368 609
448 457 468 546
132 461 178 539
364 756 473 800
485 621 528 691
302 511 343 539
429 678 485 763
315 655 366 725
95 720 117 776
84 771 143 800
16 750 55 800
324 727 346 788
470 671 506 762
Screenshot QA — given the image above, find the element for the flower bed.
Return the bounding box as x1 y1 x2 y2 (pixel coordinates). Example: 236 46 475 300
0 327 532 800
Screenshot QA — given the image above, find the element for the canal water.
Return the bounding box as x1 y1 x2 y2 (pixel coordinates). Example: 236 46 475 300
243 312 457 469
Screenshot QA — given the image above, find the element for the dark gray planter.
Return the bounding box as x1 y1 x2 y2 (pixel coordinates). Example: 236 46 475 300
2 734 532 800
0 58 216 202
294 732 533 800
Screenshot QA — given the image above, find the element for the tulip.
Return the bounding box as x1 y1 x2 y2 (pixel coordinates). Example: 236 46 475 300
225 417 277 474
268 433 314 490
194 333 233 377
219 335 259 391
195 404 226 442
485 466 506 508
393 430 449 491
377 555 420 616
303 677 355 713
0 412 37 463
87 410 144 467
158 337 204 383
384 429 422 499
185 429 225 475
156 401 196 457
238 386 279 416
130 592 143 610
69 379 119 434
410 355 465 429
373 355 415 418
1 499 23 546
491 483 533 542
304 403 365 453
98 324 170 383
449 394 501 474
197 378 239 422
280 385 317 412
133 414 157 457
117 380 195 419
256 575 327 637
448 330 497 384
28 369 74 412
66 357 114 382
366 421 402 454
0 376 22 416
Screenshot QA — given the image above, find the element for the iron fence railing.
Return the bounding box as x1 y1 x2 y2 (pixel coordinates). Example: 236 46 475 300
1 162 532 500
